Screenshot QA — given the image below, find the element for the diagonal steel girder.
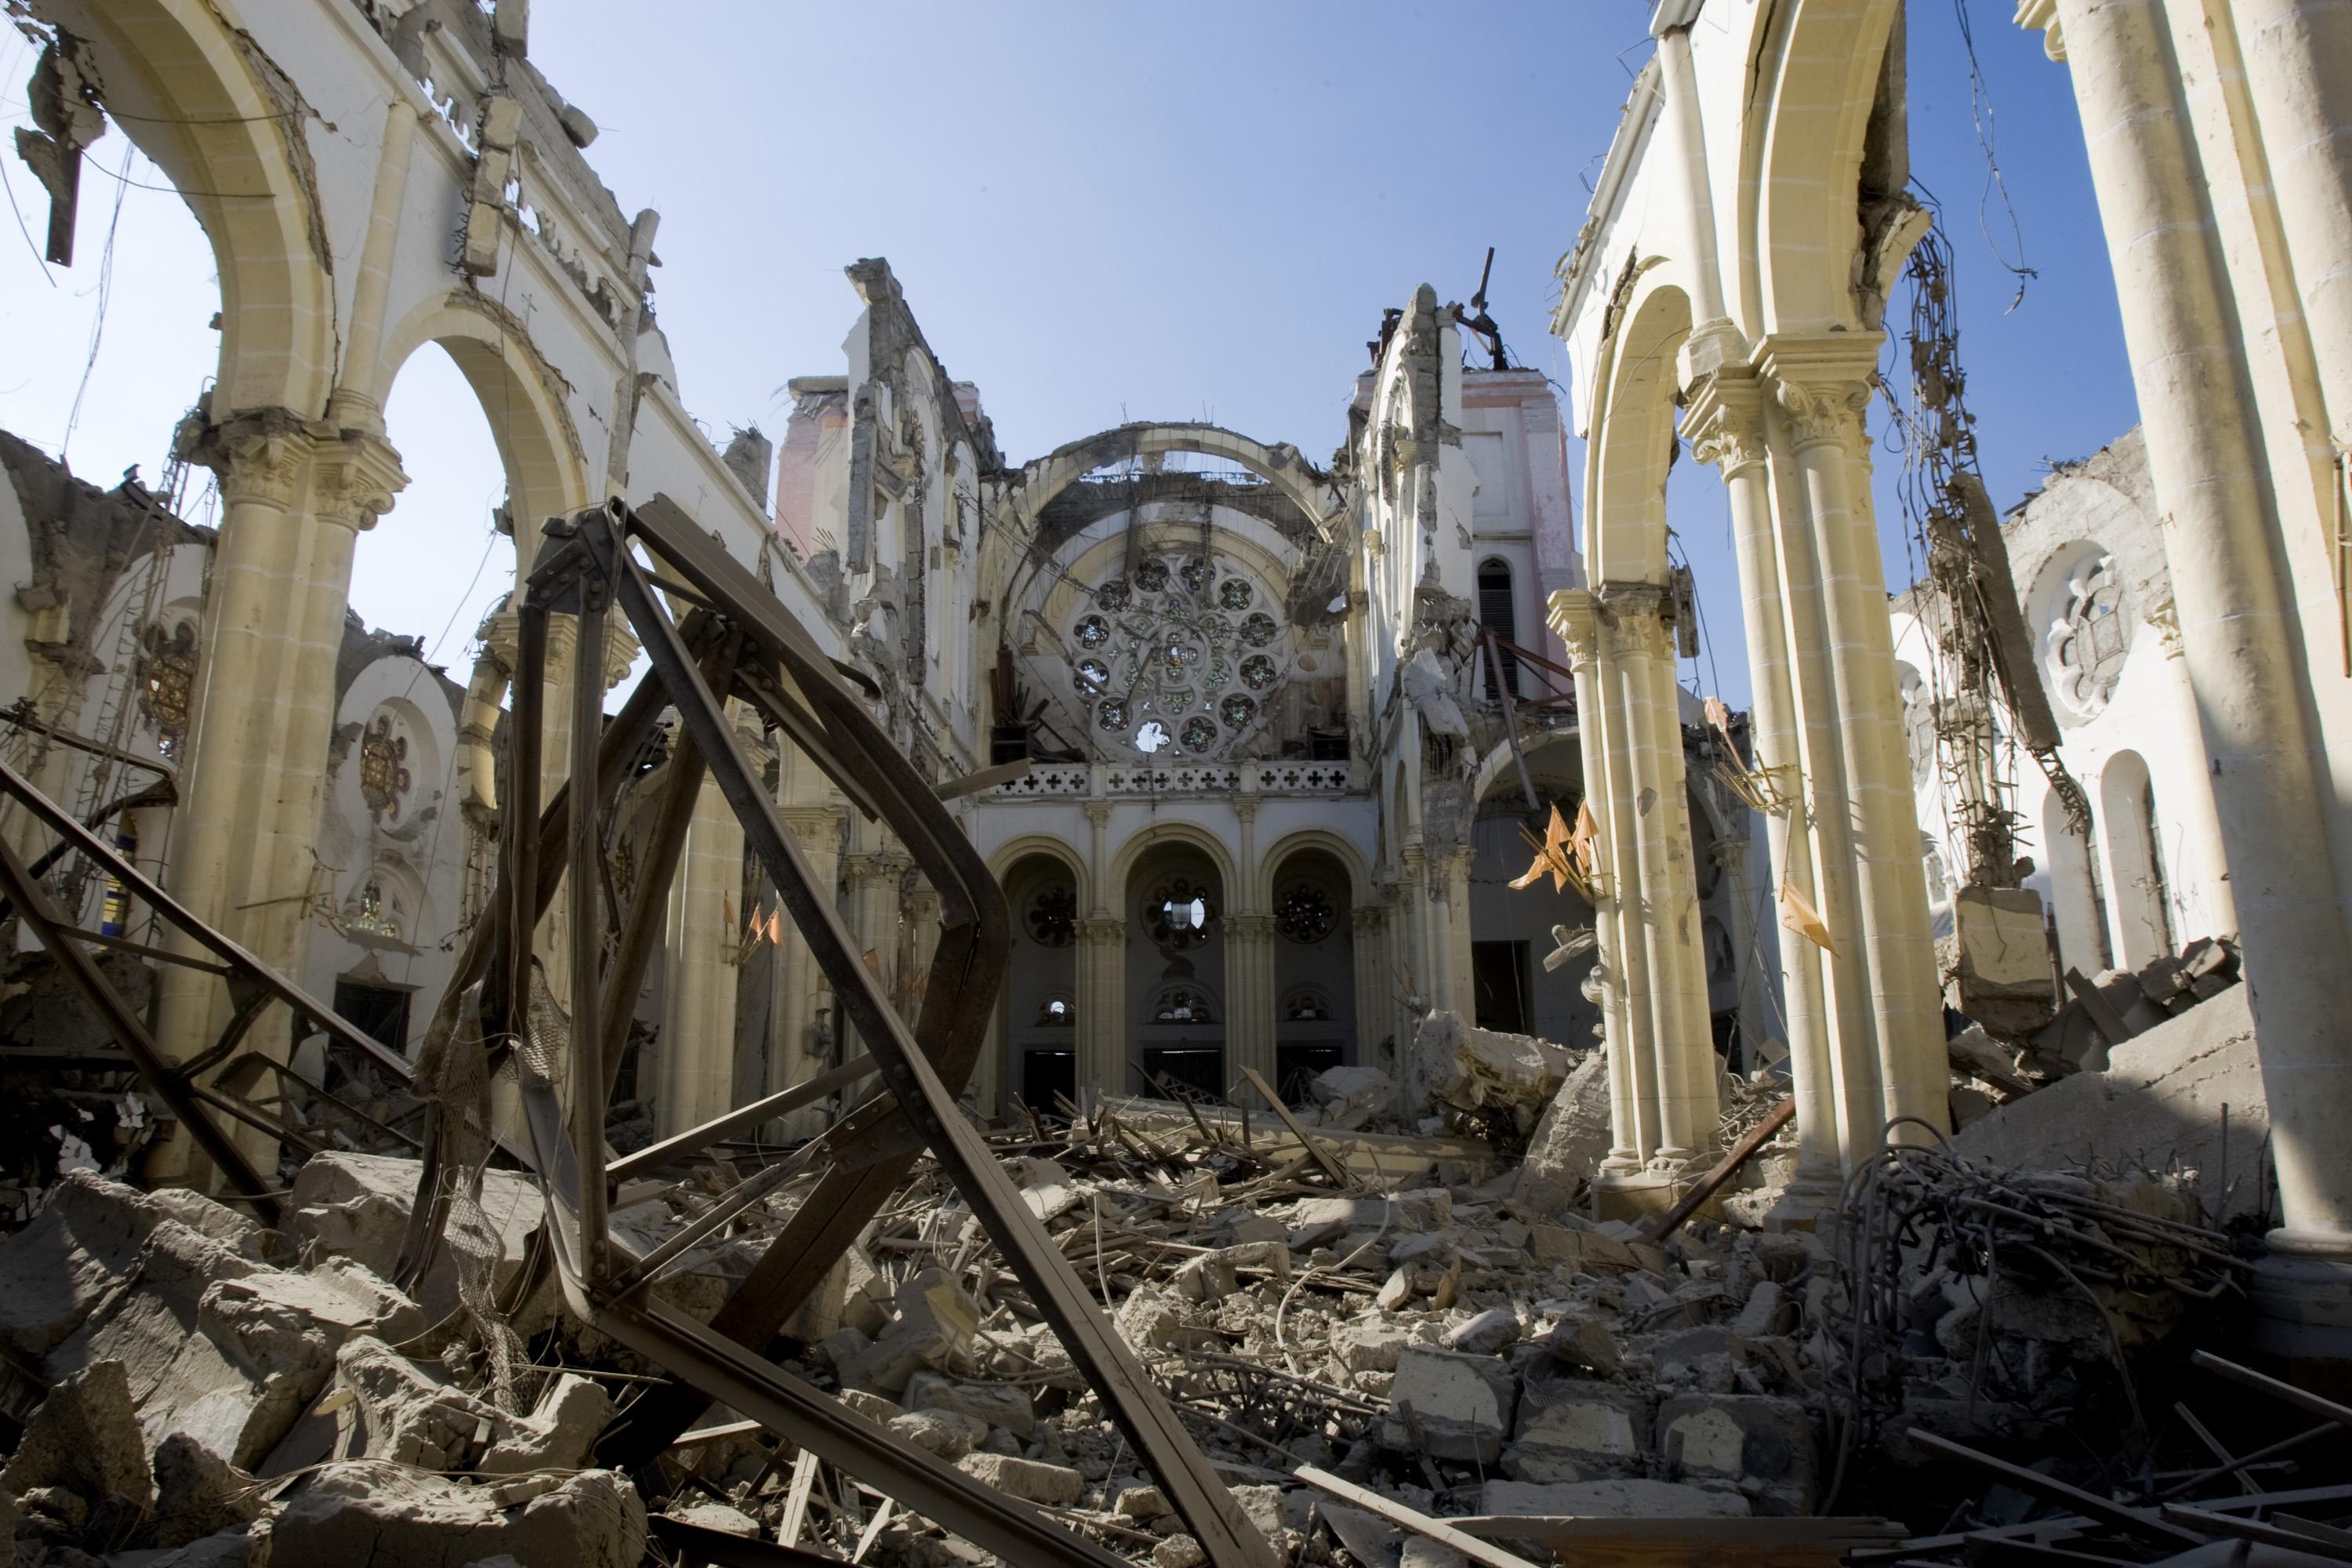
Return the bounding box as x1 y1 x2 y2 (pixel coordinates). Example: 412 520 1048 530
495 498 1276 1568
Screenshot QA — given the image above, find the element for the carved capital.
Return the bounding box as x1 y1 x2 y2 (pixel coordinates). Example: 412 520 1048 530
1076 916 1125 946
2015 0 2066 61
309 429 409 532
1234 796 1260 827
1083 800 1112 829
1772 376 1871 452
1596 579 1672 661
191 408 322 513
1547 587 1600 669
1351 904 1384 935
2145 595 2185 659
1685 370 1769 474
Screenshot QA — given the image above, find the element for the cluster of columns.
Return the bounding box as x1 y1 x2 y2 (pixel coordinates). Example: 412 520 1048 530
1550 582 1719 1181
2017 0 2352 1314
1681 347 1943 1196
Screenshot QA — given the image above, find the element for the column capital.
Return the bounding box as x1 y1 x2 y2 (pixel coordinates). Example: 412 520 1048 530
1547 587 1600 668
1351 904 1385 935
1752 333 1878 454
1685 369 1769 474
1083 800 1113 828
905 884 943 918
1596 580 1673 661
1076 915 1125 945
1234 795 1261 826
183 408 322 513
2013 0 2065 60
780 804 844 841
308 428 409 532
2146 596 2185 659
841 851 892 888
1224 913 1276 942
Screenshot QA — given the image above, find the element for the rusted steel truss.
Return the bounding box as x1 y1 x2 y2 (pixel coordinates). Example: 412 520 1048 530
0 759 423 1224
445 497 1278 1568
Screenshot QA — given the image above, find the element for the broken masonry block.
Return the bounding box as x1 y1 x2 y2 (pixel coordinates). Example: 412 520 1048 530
1378 1346 1519 1464
480 1372 612 1475
904 1369 1036 1437
1479 1476 1750 1518
953 1451 1083 1507
1659 1392 1819 1516
270 1462 648 1568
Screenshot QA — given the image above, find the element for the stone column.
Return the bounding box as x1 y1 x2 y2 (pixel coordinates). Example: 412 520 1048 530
1225 913 1277 1094
1687 376 1842 1199
770 746 845 1136
1084 800 1112 916
1397 845 1433 1045
658 764 745 1138
1550 589 1646 1177
904 877 943 1014
151 417 404 1180
1430 846 1475 1029
2032 0 2352 1316
1597 583 1715 1169
1076 916 1127 1103
1351 905 1387 1068
1382 877 1416 1081
2234 0 2352 460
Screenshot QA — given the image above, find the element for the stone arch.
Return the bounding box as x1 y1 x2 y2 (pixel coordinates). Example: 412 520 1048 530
1257 829 1371 915
69 0 338 417
1010 423 1344 538
1108 821 1239 906
1585 278 1693 583
372 294 593 534
1745 0 1906 331
987 834 1091 916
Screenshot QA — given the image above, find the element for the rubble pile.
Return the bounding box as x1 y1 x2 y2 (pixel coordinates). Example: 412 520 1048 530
0 1003 2320 1568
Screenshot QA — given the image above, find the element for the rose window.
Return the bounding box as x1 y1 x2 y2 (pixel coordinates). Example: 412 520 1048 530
136 620 198 758
1061 549 1289 758
2045 551 2129 718
1146 879 1216 949
359 714 414 823
1276 881 1337 944
1025 884 1076 947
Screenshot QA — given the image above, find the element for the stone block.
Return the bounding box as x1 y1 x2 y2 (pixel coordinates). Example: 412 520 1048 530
1534 1311 1621 1374
1379 1346 1518 1463
1731 1280 1795 1338
1446 1308 1521 1356
1514 1367 1651 1481
1403 1541 1471 1568
1527 1223 1639 1272
270 1463 647 1567
890 1409 989 1458
954 1452 1083 1506
2 1358 152 1512
1115 1484 1171 1519
1661 1392 1818 1515
285 1152 544 1323
1512 1049 1613 1218
1330 1316 1417 1374
0 1174 211 1362
1295 1189 1451 1232
1154 1535 1207 1568
904 1370 1036 1437
1320 1501 1404 1568
151 1433 265 1548
481 1373 611 1475
337 1334 510 1471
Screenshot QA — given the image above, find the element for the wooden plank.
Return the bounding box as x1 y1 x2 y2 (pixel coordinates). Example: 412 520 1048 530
775 1446 818 1548
2191 1349 2352 1428
1238 1067 1355 1189
1642 1095 1795 1242
2163 1506 2352 1564
1443 1515 1906 1568
1292 1465 1545 1568
1907 1432 2203 1548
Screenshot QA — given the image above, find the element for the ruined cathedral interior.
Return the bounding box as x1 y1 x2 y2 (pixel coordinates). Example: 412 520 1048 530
0 1 2344 1565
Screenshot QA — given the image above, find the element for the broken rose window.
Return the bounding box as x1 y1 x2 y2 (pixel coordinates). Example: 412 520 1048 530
358 713 413 822
1146 879 1215 949
1062 550 1287 760
135 619 198 757
1025 884 1076 947
2045 550 2129 717
1276 880 1336 944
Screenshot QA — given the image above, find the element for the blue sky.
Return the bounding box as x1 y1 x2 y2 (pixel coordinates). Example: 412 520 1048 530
0 2 2136 710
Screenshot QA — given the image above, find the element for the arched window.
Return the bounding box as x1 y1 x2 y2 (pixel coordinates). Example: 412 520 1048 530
1282 985 1332 1022
1036 993 1075 1026
1477 558 1520 697
1149 984 1218 1024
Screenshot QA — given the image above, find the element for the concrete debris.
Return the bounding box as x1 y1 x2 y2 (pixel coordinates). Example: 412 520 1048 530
0 993 2303 1568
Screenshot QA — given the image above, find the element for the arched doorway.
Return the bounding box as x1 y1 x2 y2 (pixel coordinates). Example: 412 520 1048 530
999 852 1082 1117
1269 848 1356 1103
1127 844 1226 1099
1468 737 1599 1045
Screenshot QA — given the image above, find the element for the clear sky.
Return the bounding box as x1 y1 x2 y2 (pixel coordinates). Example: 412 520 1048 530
0 2 2138 710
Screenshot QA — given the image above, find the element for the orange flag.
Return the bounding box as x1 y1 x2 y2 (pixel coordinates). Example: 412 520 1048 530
1570 798 1602 876
1779 877 1837 954
1510 804 1577 892
1704 695 1737 750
